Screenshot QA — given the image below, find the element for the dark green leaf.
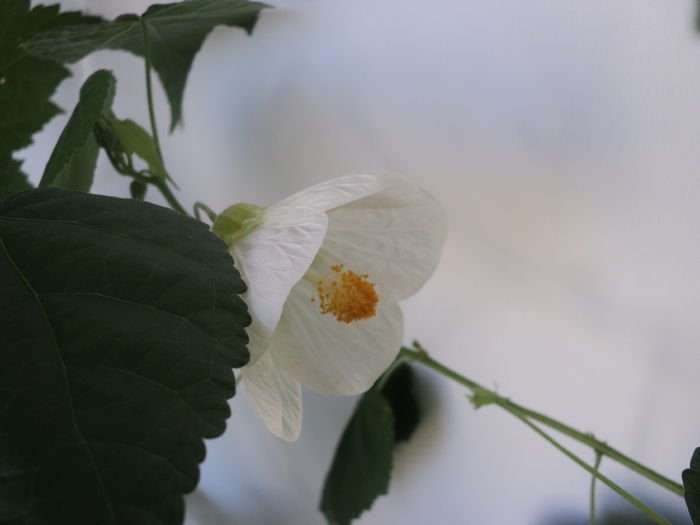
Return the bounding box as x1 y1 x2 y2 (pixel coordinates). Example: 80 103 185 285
0 188 250 525
320 363 422 525
107 117 167 178
23 0 270 131
320 389 394 525
0 1 102 159
381 363 420 443
0 157 32 200
40 70 116 191
683 447 700 524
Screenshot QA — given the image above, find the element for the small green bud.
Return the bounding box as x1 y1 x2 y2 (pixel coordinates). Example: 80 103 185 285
212 202 265 245
94 118 131 174
130 180 147 200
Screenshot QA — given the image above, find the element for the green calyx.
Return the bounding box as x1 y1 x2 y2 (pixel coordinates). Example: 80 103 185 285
212 202 265 245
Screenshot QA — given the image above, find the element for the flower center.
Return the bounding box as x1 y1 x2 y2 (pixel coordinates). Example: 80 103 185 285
312 264 378 323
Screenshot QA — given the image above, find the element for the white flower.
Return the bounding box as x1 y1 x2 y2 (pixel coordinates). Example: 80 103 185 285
215 173 447 441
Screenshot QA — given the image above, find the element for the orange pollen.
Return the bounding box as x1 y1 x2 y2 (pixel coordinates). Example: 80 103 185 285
314 264 378 323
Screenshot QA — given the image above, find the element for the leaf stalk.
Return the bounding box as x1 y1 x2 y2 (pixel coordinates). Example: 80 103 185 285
131 19 189 216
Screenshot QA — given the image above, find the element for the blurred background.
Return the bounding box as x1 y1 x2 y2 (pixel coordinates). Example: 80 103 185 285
24 0 700 523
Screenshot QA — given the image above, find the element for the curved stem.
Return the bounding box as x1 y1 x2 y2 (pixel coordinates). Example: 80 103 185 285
194 201 218 224
110 163 188 215
400 345 683 498
590 452 602 525
140 19 165 169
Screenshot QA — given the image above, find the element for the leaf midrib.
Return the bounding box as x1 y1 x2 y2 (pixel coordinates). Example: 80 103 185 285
0 214 130 238
29 2 264 54
93 8 263 64
0 232 118 524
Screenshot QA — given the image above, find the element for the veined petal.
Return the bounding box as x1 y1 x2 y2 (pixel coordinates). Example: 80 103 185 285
232 212 327 362
319 186 446 301
266 173 409 220
241 349 302 442
272 279 404 396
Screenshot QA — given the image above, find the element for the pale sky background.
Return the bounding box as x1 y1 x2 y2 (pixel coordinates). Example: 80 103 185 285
24 0 700 523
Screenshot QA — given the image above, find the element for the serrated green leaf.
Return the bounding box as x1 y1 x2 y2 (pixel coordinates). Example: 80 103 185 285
320 363 422 525
0 187 250 525
683 448 700 524
320 389 394 525
40 70 116 191
0 157 32 200
107 117 167 178
23 0 270 131
0 1 102 159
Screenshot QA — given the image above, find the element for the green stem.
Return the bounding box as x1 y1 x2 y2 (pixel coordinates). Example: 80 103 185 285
140 20 165 170
153 177 187 215
511 412 671 525
194 201 218 223
497 398 682 496
109 162 187 215
590 452 602 525
400 345 683 496
136 20 190 216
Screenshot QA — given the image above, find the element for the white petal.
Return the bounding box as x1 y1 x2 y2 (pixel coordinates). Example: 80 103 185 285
266 173 409 220
319 185 447 301
241 349 302 441
232 212 327 362
272 279 404 396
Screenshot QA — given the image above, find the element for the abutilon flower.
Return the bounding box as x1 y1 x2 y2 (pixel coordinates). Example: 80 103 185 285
214 173 446 441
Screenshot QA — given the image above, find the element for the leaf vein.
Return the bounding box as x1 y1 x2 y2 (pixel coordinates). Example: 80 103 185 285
0 234 117 523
